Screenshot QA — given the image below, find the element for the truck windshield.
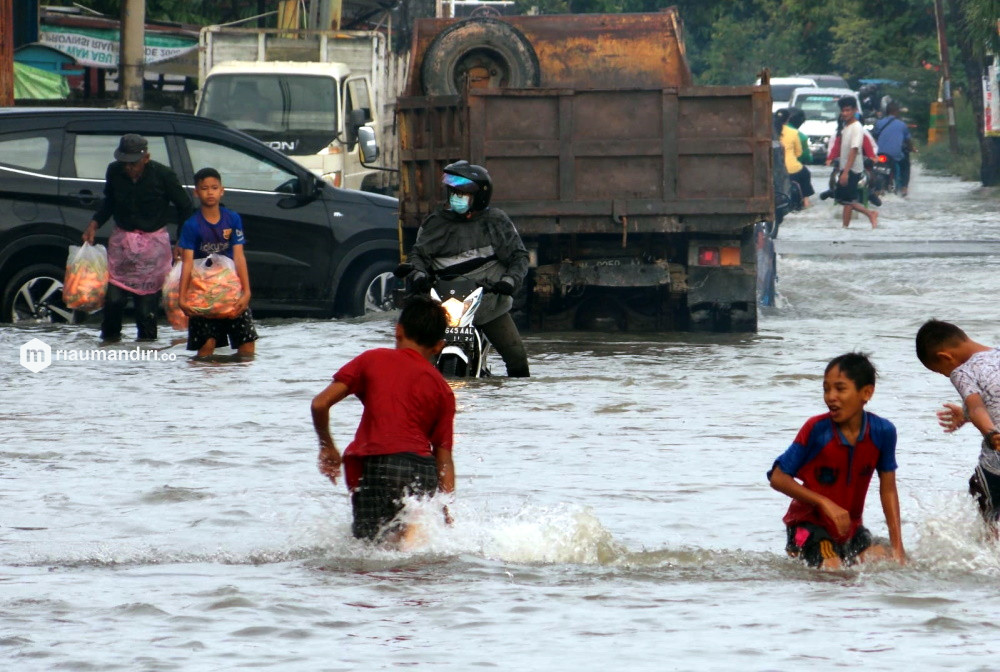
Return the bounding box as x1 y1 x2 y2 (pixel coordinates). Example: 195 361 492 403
199 74 338 136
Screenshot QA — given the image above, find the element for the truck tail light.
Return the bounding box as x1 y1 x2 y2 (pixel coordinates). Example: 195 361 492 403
697 247 720 266
696 246 741 267
720 246 741 266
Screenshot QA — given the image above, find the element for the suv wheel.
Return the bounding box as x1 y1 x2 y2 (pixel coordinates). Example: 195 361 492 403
346 259 402 316
2 263 89 324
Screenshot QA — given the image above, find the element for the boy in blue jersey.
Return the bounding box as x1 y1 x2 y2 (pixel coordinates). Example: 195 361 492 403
768 353 906 569
177 167 258 357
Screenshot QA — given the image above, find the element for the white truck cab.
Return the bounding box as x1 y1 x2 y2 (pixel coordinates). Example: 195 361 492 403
196 61 377 190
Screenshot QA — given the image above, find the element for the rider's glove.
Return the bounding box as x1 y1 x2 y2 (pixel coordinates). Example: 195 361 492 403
493 277 515 296
410 271 432 293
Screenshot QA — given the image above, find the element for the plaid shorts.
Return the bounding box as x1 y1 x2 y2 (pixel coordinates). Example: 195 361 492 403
187 309 258 350
351 453 438 541
969 463 1000 522
785 522 873 567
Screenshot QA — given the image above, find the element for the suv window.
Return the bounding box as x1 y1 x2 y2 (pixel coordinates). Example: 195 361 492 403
185 138 299 192
0 132 56 173
72 134 172 179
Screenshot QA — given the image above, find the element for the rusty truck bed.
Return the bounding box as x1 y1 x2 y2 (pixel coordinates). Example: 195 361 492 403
403 11 693 97
397 85 773 235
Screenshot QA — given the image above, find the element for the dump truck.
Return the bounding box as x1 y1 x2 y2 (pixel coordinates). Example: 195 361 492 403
396 11 773 332
194 25 400 192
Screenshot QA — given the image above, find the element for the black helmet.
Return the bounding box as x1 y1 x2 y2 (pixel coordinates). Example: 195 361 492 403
442 160 492 211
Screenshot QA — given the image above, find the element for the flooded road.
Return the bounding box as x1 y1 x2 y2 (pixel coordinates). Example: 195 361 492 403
5 164 1000 670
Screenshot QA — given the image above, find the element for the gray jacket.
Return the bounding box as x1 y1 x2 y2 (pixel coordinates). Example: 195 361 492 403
408 206 530 325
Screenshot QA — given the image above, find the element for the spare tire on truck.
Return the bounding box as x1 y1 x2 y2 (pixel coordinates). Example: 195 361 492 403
421 18 541 96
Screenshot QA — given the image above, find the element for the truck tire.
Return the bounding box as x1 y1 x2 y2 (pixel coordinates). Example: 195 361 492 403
421 18 541 96
344 259 402 317
1 262 89 324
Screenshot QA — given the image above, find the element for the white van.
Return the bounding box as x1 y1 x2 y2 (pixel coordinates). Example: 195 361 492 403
788 87 862 164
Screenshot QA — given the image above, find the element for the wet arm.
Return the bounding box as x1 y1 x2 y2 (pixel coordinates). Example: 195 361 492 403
310 381 350 484
878 470 905 563
964 394 1000 450
769 465 850 537
178 249 195 315
434 447 455 494
232 244 252 312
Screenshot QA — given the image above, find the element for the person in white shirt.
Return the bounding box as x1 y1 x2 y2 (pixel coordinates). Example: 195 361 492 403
835 97 878 229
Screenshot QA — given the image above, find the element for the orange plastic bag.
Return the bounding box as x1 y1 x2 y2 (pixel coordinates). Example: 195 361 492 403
185 254 244 319
161 262 188 331
63 243 108 311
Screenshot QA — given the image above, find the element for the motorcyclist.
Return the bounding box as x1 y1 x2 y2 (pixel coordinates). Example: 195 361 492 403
406 160 531 377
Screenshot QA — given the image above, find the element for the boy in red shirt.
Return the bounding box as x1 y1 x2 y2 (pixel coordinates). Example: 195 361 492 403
311 296 455 543
768 353 906 569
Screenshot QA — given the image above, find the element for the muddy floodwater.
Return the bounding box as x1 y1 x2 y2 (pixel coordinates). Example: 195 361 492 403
5 165 1000 670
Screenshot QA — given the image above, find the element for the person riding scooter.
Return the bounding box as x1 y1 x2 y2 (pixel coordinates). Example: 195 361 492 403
406 160 531 377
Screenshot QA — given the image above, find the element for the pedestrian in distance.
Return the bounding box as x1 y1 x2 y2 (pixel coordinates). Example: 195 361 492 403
177 167 258 358
872 101 913 197
82 133 194 342
311 295 456 546
768 352 906 569
834 97 879 228
779 107 815 209
916 320 1000 525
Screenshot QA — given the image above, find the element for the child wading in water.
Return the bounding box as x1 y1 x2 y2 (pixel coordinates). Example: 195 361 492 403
768 353 905 569
916 320 1000 524
177 167 258 357
311 296 456 546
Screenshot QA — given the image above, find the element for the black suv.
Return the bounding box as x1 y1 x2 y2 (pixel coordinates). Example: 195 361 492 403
0 108 400 323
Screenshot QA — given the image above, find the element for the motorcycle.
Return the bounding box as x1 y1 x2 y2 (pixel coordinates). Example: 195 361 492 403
431 276 493 378
393 264 493 378
869 153 895 197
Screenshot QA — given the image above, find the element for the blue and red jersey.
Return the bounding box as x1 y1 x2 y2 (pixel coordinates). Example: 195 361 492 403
768 412 897 542
177 206 245 260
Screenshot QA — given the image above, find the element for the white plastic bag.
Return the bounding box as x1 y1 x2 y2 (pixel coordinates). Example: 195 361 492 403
63 243 108 311
161 261 188 331
185 254 244 319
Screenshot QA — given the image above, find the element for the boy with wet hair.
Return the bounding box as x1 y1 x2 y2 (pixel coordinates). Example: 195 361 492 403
916 319 1000 522
311 295 456 543
768 353 906 569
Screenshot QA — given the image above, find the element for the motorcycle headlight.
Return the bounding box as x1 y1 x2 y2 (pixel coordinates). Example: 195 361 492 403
441 298 466 327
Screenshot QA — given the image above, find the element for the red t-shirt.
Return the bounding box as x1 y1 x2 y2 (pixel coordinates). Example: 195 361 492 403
334 347 455 489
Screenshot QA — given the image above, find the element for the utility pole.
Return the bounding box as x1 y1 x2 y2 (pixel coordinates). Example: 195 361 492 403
120 0 145 108
934 0 960 153
0 0 14 107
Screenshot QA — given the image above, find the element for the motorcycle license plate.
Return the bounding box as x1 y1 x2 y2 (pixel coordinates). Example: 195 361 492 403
445 326 477 343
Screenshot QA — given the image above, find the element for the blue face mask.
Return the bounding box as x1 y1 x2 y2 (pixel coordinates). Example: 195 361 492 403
449 192 471 214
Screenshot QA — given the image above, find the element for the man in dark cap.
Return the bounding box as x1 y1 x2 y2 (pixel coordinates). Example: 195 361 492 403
82 134 193 341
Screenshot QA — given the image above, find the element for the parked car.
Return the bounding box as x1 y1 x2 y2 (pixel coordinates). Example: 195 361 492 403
788 87 863 164
0 108 401 324
763 76 817 113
